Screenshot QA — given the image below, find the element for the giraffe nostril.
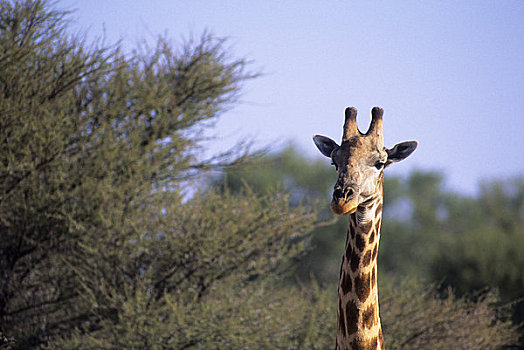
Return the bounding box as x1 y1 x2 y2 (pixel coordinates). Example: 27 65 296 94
344 188 354 201
333 186 344 199
334 186 356 202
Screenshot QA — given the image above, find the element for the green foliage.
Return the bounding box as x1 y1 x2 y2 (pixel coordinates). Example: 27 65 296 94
430 178 524 335
217 144 336 206
0 0 255 347
379 172 524 335
49 275 521 350
379 171 448 278
380 279 520 350
48 190 319 350
215 145 347 283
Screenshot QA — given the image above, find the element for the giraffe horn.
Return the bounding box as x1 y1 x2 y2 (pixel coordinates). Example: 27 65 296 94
367 107 384 138
342 107 359 141
367 107 384 149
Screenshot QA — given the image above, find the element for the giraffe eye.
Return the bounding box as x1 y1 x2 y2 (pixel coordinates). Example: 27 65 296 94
374 161 385 170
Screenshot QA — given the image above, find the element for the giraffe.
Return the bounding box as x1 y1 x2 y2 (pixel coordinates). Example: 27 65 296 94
313 106 417 350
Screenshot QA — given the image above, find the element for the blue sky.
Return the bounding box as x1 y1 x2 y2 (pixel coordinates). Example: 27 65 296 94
60 0 524 194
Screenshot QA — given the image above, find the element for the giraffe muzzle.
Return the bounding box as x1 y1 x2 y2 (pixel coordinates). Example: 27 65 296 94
331 186 358 215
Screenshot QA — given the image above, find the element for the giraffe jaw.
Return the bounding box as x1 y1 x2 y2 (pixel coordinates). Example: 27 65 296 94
331 198 359 215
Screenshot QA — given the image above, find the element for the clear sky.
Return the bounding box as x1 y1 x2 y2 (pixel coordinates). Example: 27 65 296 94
60 0 524 194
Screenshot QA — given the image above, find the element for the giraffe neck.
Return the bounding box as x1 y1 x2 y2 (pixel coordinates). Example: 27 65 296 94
336 191 385 350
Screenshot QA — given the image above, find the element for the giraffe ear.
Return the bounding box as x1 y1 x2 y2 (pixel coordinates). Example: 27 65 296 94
313 135 339 158
385 141 418 166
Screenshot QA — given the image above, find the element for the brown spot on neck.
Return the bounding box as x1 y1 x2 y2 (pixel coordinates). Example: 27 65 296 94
362 302 377 329
341 270 352 295
362 250 372 267
355 233 366 251
354 271 371 302
345 299 359 336
350 217 357 239
345 242 353 261
350 252 360 272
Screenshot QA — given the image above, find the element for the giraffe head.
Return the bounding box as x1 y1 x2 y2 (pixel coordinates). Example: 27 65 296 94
314 107 417 215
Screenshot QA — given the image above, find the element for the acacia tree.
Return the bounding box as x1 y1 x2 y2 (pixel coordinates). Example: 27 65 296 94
1 1 316 348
